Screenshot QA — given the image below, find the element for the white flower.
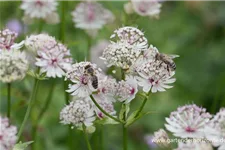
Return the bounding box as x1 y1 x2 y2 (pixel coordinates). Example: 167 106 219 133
0 49 28 83
175 140 213 150
21 0 59 24
101 41 142 69
97 76 118 102
137 59 176 93
66 62 101 98
152 129 170 148
165 104 212 139
204 108 225 150
71 2 114 33
0 29 23 51
90 40 110 71
110 26 148 52
116 76 138 104
60 99 96 128
24 34 72 78
130 0 162 19
0 116 17 150
143 44 159 61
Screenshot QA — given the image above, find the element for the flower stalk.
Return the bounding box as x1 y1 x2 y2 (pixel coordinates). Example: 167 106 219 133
82 124 93 150
7 83 11 119
17 78 39 141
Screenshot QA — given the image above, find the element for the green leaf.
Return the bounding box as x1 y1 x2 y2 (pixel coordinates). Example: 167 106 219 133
125 111 153 127
95 117 119 125
119 103 130 121
13 141 33 150
27 70 48 80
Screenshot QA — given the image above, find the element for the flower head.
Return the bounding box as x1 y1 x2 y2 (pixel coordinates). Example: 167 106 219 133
25 34 72 78
165 104 212 139
0 49 28 83
116 76 138 104
175 140 213 150
66 62 101 98
60 99 95 128
0 29 23 51
152 129 170 148
0 116 17 150
125 0 162 19
21 0 59 24
205 108 225 150
71 2 114 35
137 59 176 93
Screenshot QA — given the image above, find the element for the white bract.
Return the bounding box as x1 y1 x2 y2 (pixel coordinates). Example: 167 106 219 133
24 34 72 78
175 141 213 150
21 0 59 24
0 49 28 83
205 108 225 150
152 129 170 148
0 116 17 150
165 104 212 139
60 99 96 128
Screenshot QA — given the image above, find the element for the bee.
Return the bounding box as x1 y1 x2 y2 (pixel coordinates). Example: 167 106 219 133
84 64 98 89
155 53 179 71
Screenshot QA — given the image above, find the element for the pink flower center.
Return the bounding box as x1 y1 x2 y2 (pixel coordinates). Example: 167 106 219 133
130 88 135 95
185 126 195 132
98 112 104 118
81 76 88 85
51 58 57 64
35 0 44 6
0 135 2 140
87 4 95 22
149 78 154 83
102 87 106 93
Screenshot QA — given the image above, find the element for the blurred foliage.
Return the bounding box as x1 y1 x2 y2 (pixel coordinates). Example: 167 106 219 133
0 1 225 150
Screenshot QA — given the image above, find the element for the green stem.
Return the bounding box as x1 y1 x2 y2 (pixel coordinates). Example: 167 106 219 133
135 92 151 118
38 20 43 33
64 80 70 104
17 79 39 141
31 81 55 150
123 126 128 150
7 83 11 119
86 35 92 61
82 124 92 150
90 95 123 123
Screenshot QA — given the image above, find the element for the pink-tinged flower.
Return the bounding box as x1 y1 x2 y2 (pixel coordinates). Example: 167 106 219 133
90 40 110 72
175 141 213 150
116 76 138 104
25 34 72 78
60 99 96 128
71 2 114 35
110 26 148 52
165 104 212 139
152 129 170 148
137 59 176 93
205 108 225 150
127 0 162 19
66 62 102 98
20 0 59 24
0 116 17 150
0 29 23 51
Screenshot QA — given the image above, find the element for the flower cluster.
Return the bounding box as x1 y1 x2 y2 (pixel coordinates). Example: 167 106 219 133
24 34 72 78
0 29 24 51
0 49 28 83
165 104 212 138
71 1 114 36
0 116 17 150
102 26 177 93
152 129 170 148
60 99 95 128
20 0 59 24
124 0 162 19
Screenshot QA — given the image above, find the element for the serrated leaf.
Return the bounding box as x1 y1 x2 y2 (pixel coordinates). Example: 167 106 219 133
27 70 48 80
13 141 33 150
95 117 119 125
119 103 130 121
125 111 153 127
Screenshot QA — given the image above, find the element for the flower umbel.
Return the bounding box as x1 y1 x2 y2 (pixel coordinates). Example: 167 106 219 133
0 49 28 83
152 129 170 148
60 99 96 128
165 104 212 139
0 116 17 150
